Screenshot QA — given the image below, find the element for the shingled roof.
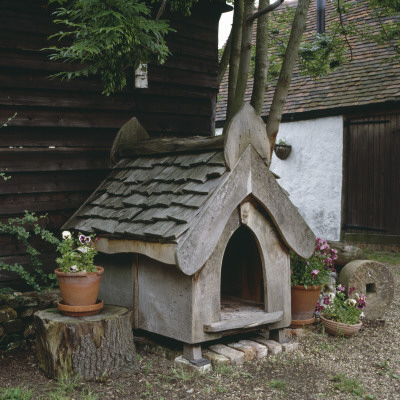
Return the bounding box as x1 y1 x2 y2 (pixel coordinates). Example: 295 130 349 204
64 104 315 275
63 146 227 241
216 0 400 123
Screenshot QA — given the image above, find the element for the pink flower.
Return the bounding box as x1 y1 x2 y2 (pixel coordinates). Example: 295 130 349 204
315 302 324 312
311 270 319 279
349 286 356 295
323 296 330 305
337 285 345 292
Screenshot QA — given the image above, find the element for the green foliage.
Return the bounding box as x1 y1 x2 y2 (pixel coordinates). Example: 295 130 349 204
357 1 400 60
46 0 199 95
331 373 364 396
298 33 347 78
290 238 337 287
0 386 34 400
249 3 352 85
0 113 16 181
0 113 17 129
375 359 400 380
321 288 365 325
165 366 196 382
158 0 199 15
56 231 98 273
0 212 60 292
269 379 287 391
363 249 400 265
276 137 288 145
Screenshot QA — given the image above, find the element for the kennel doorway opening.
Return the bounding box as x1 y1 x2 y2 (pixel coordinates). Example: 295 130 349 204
220 226 265 318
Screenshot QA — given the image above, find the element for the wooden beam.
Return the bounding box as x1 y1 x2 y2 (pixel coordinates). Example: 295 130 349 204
116 135 224 158
204 311 283 332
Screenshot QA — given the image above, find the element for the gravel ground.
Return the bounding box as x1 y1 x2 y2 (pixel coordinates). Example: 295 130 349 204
1 262 399 400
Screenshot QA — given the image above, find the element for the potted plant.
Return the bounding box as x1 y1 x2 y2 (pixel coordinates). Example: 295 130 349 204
317 285 366 336
274 138 292 160
55 231 104 316
290 238 337 326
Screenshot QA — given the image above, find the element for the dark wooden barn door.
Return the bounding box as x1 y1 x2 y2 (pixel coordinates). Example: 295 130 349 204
344 111 400 237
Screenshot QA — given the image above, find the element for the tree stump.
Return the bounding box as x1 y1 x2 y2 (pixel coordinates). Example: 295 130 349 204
337 260 394 320
34 305 139 380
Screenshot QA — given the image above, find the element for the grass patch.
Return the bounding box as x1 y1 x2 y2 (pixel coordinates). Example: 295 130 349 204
213 363 233 375
375 360 400 380
331 373 364 396
165 366 196 382
364 250 400 265
269 379 287 391
0 386 34 400
0 383 100 400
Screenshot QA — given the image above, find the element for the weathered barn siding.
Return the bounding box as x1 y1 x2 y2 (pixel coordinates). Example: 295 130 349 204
0 0 222 288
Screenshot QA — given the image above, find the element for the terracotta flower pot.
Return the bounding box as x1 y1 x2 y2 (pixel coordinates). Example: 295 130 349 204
291 285 322 326
55 266 104 306
320 314 362 337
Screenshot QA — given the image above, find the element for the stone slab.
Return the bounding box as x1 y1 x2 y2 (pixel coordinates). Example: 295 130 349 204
202 350 231 366
250 336 282 355
282 342 299 353
228 342 256 362
238 340 268 359
174 356 212 375
209 344 245 365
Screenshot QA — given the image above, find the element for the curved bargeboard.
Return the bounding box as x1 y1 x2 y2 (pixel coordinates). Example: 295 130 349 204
175 145 315 276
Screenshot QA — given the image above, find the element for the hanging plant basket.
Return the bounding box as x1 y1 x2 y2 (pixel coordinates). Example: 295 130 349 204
274 144 292 160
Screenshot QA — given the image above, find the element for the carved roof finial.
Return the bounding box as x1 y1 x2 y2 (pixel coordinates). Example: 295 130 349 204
223 103 270 170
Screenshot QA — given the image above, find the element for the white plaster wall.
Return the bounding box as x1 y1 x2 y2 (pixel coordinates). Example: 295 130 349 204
270 116 343 241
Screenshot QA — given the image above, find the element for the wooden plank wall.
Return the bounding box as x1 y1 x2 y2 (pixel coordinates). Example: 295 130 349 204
0 0 221 288
344 110 400 237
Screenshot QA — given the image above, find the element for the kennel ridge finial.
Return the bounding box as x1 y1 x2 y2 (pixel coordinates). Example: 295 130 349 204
224 102 270 170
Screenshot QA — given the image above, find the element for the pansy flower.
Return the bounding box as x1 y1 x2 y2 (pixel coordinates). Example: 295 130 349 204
79 234 91 244
311 269 319 279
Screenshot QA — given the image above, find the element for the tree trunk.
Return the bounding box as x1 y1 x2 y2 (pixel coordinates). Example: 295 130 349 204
230 0 255 119
266 0 311 158
34 305 139 380
218 33 232 86
225 0 244 129
250 0 270 114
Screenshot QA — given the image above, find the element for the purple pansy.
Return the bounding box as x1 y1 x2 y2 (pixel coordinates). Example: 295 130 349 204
79 234 91 244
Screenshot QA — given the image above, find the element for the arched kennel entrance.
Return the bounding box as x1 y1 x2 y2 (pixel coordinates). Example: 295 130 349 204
220 226 265 316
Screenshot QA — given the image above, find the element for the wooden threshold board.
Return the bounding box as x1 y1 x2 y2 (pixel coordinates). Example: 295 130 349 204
203 297 283 333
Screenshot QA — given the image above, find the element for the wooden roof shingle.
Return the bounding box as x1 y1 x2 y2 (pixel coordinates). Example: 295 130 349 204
64 146 227 242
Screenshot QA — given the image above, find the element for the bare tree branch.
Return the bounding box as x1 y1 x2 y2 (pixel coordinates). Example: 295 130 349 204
225 0 244 126
266 0 311 159
247 0 285 23
337 0 353 61
250 0 270 114
156 0 168 20
230 0 255 121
